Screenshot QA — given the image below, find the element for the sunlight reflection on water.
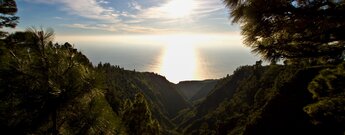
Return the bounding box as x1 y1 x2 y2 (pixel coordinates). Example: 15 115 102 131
57 34 259 83
156 43 199 83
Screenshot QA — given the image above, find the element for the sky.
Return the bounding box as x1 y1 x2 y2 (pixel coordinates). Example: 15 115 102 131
15 0 240 36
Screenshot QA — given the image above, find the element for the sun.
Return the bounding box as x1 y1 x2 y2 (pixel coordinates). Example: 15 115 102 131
163 0 196 18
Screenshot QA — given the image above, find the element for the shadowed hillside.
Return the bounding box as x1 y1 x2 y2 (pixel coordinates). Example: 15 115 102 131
177 64 345 135
176 80 217 103
96 63 190 133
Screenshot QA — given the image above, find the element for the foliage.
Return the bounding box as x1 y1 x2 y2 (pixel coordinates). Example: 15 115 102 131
0 28 100 134
0 0 19 28
0 0 19 38
121 93 161 135
96 62 190 133
179 64 342 135
223 0 345 62
308 63 345 99
304 62 345 134
217 0 345 133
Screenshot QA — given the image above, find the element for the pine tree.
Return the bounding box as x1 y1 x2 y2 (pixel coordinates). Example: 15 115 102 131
223 0 345 63
305 62 345 134
0 0 19 37
121 93 161 135
0 28 96 134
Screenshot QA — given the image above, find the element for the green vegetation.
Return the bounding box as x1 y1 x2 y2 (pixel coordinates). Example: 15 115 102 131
121 93 161 135
0 0 344 135
0 0 18 28
176 80 217 104
304 63 345 133
0 27 120 133
96 62 189 133
176 63 344 135
0 0 18 37
224 0 345 63
0 28 188 134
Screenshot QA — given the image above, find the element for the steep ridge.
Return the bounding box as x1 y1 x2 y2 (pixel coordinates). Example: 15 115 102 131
178 65 336 135
194 66 254 118
96 63 190 133
189 80 217 103
174 66 255 129
141 72 191 118
176 80 218 102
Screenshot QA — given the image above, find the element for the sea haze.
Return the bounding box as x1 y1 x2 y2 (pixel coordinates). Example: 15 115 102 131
57 34 259 83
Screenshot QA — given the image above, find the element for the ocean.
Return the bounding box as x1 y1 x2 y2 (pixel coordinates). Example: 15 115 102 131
58 34 259 83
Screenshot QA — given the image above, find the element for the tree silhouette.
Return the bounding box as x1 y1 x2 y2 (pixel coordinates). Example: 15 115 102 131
304 62 345 134
121 93 161 135
0 27 96 134
0 0 18 28
0 0 19 37
223 0 345 63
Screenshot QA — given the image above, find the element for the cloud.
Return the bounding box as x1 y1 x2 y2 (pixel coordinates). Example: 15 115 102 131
62 0 119 22
136 0 192 19
98 0 110 4
66 23 176 34
25 0 56 4
120 0 227 28
25 0 119 22
122 25 174 33
135 0 225 19
53 16 64 20
66 23 118 32
120 11 137 18
194 0 225 13
26 0 230 34
129 1 142 10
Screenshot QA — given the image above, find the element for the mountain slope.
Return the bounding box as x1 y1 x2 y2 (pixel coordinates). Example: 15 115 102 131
142 72 191 117
189 81 217 103
174 66 254 129
176 80 217 102
97 63 190 132
179 65 341 135
194 66 254 118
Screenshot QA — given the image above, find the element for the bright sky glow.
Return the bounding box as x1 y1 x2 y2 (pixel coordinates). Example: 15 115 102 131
163 0 196 18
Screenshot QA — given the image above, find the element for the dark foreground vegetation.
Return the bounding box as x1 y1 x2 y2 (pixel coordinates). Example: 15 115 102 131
1 0 344 134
